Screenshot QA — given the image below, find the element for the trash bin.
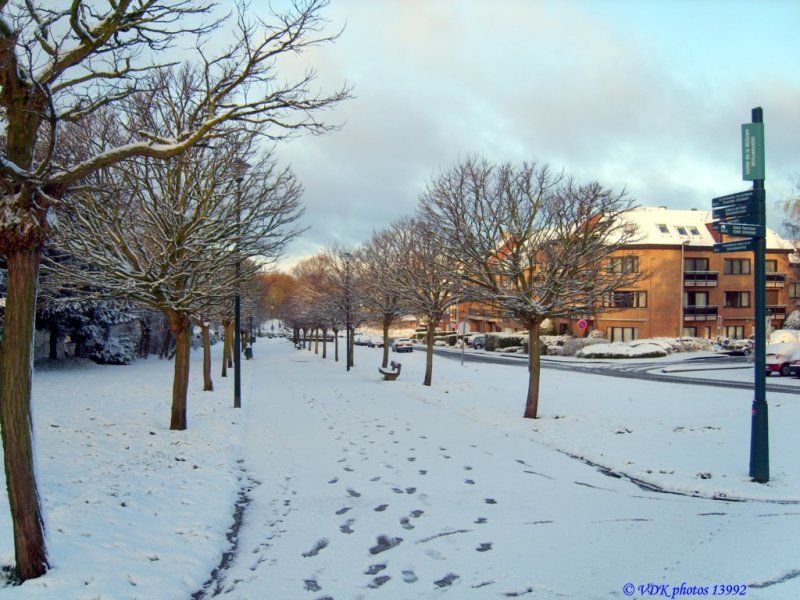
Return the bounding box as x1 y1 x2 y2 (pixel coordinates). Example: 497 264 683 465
244 346 253 360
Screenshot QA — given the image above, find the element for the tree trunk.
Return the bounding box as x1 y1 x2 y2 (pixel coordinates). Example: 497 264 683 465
314 327 319 354
382 315 391 369
423 322 435 386
322 327 327 359
168 313 192 430
334 327 339 361
48 325 59 360
138 317 151 359
200 321 213 391
523 320 542 419
0 249 49 580
226 321 234 368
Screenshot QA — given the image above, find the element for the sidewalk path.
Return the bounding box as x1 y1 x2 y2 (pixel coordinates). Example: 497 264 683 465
211 340 799 599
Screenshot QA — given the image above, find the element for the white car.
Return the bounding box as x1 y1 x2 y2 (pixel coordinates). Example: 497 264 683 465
391 338 414 353
766 342 800 376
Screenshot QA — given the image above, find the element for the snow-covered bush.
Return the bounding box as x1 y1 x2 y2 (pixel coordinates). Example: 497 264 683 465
784 310 800 330
577 342 667 359
81 325 136 365
561 337 606 356
588 329 606 340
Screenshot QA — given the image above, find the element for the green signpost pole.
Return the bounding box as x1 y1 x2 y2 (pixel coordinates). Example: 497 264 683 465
746 107 769 483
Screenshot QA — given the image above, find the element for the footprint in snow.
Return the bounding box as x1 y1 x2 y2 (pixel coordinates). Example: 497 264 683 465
346 488 361 498
434 573 460 588
402 570 419 583
368 576 391 589
302 538 329 557
484 498 497 505
364 563 386 575
369 535 403 555
465 479 475 485
400 517 414 530
374 504 389 512
303 579 321 592
410 509 424 518
339 519 355 534
335 506 351 515
476 542 492 552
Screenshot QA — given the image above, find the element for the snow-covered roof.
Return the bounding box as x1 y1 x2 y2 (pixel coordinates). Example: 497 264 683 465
620 206 794 251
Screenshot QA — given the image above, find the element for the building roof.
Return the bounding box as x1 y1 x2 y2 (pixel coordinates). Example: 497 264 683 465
621 206 794 251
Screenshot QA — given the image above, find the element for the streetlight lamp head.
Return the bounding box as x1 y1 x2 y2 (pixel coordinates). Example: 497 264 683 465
343 251 353 265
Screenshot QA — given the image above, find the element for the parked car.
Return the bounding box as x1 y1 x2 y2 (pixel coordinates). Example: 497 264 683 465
765 342 800 376
469 335 486 350
789 348 800 377
366 336 384 348
391 338 414 353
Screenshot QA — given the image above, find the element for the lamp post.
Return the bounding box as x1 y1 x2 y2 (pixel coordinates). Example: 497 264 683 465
233 159 249 408
343 252 353 371
679 239 690 338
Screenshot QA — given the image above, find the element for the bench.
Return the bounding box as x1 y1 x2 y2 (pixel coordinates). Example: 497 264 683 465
378 361 402 381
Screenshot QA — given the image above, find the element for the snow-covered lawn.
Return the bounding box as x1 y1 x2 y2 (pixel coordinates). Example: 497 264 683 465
1 338 798 598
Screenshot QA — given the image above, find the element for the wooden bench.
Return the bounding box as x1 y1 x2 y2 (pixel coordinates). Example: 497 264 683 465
378 361 402 381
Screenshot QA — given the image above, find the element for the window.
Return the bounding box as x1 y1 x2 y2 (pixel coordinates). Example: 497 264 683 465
676 226 688 236
724 291 750 308
609 327 638 342
724 326 744 339
657 224 669 234
684 257 708 271
765 260 777 273
724 259 750 274
608 256 639 274
790 283 800 299
603 291 647 308
684 291 708 307
688 226 701 236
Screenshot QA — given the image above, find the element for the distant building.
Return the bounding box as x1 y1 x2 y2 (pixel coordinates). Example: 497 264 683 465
451 207 798 341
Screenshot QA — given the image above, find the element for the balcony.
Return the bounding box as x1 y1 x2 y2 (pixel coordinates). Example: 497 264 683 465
683 271 718 287
767 305 787 316
683 305 718 321
766 272 786 288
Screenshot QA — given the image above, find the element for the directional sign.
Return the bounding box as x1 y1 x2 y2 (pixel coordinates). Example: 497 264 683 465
742 122 765 181
713 222 764 238
712 203 758 223
713 238 756 253
712 189 756 208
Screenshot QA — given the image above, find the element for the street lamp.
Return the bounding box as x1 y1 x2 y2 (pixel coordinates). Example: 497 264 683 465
233 159 250 408
343 251 353 371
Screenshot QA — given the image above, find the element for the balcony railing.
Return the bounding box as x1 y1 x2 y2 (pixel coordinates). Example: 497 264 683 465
684 271 718 287
683 305 718 321
766 272 786 288
767 305 787 316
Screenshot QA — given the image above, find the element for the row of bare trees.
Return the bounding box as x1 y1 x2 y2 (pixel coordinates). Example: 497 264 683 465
276 157 642 421
0 0 348 582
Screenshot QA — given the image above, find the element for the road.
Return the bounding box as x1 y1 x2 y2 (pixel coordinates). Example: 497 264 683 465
431 346 800 395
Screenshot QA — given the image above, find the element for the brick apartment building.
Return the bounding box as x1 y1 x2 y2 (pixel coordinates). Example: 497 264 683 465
453 207 798 342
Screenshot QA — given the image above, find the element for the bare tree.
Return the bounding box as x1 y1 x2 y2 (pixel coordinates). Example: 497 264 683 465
358 228 409 368
50 139 304 431
419 157 642 418
387 217 460 386
0 1 346 577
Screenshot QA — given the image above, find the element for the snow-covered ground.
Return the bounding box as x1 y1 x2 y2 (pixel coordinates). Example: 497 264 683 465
2 338 799 598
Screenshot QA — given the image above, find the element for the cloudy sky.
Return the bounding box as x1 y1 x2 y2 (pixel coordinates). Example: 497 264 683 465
267 0 800 270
